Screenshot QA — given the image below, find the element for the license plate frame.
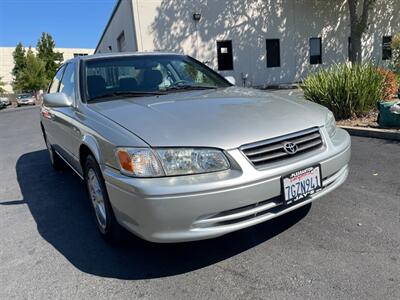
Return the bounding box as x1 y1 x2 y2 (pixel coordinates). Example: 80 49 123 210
281 165 322 205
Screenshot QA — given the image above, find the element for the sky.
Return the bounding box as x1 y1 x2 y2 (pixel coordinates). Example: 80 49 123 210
0 0 116 49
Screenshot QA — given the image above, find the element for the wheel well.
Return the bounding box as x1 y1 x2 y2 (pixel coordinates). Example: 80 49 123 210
79 144 94 173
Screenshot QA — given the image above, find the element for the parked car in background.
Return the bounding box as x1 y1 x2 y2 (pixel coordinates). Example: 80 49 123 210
16 93 35 107
41 53 351 243
0 101 6 110
0 97 11 106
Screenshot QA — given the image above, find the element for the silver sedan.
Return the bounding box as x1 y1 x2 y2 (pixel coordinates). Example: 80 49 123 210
40 53 351 243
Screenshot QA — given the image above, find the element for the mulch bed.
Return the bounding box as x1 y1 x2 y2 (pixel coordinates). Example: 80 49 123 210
336 110 380 128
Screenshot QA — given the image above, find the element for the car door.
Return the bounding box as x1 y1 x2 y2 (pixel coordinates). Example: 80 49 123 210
42 64 65 150
53 62 81 169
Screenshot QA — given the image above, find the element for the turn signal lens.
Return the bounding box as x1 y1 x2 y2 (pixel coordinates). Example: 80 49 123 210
117 150 134 173
115 148 164 177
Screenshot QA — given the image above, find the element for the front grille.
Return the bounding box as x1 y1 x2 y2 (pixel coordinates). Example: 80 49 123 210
241 127 323 167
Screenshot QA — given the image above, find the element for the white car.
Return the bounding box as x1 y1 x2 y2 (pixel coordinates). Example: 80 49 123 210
41 52 351 243
0 97 11 106
16 94 35 107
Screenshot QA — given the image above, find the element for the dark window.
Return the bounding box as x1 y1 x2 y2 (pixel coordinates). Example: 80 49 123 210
48 65 65 93
73 53 88 57
310 37 322 65
217 40 233 71
266 39 281 68
117 31 126 52
59 63 75 101
382 36 392 60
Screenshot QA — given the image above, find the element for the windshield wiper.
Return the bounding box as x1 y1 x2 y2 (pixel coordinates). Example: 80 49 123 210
163 84 218 92
89 91 166 102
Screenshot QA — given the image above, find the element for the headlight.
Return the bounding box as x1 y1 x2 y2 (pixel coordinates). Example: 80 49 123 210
157 148 230 176
325 111 337 138
115 148 230 177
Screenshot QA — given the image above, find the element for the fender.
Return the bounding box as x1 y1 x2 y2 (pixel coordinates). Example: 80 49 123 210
81 134 102 165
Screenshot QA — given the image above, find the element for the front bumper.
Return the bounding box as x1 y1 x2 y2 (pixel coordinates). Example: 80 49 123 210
103 128 351 242
17 102 35 105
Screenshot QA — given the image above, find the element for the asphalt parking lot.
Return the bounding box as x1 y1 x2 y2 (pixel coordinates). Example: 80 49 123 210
0 106 399 300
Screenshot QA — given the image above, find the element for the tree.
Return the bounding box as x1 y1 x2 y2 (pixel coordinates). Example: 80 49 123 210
12 42 27 91
36 32 63 82
14 48 48 97
0 77 6 95
348 0 377 64
390 33 400 73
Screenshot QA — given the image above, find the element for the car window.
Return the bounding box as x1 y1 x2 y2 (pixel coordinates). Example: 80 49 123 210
49 65 65 93
59 63 75 101
84 55 231 101
169 60 216 85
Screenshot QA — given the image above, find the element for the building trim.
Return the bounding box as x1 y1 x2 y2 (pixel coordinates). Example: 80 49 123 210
95 0 123 53
129 0 140 51
132 0 143 51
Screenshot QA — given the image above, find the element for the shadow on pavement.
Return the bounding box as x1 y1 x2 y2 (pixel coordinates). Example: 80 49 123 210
2 149 311 280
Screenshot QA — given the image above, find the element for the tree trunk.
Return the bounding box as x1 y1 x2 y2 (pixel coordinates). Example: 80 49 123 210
347 0 375 65
350 31 363 64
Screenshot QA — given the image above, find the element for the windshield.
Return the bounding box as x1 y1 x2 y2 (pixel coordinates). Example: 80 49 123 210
17 94 31 99
83 55 231 102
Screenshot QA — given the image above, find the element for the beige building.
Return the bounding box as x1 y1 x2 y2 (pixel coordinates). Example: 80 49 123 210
96 0 400 87
0 47 94 93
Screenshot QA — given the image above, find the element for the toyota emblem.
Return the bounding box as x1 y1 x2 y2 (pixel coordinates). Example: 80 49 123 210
283 142 298 155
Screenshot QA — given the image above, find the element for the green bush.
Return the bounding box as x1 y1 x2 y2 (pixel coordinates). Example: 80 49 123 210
301 64 385 119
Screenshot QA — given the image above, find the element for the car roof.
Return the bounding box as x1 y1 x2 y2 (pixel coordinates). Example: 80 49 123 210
65 51 185 64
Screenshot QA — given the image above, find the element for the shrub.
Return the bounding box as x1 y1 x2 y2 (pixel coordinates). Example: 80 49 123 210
376 68 399 100
301 64 385 119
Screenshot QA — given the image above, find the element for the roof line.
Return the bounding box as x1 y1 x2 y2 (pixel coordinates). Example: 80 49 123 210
94 0 122 53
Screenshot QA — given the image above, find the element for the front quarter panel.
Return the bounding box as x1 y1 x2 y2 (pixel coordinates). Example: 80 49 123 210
72 104 150 174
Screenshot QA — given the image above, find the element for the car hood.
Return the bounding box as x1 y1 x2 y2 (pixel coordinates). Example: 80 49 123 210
89 87 328 149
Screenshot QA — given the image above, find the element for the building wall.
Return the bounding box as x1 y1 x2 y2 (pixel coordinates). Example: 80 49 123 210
0 47 94 93
96 0 400 87
96 0 138 54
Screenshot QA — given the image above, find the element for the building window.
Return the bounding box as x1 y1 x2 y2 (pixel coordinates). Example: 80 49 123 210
73 53 88 57
382 36 392 60
217 40 233 71
266 39 281 68
310 37 322 65
117 31 126 52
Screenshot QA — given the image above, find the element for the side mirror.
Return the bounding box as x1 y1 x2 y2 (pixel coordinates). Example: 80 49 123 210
43 93 72 108
224 76 236 85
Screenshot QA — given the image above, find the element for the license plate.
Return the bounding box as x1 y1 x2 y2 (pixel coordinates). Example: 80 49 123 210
282 165 322 205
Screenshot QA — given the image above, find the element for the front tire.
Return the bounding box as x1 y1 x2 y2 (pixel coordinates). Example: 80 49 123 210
84 155 123 242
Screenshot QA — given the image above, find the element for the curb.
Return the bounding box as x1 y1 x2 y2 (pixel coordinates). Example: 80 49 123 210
339 125 400 141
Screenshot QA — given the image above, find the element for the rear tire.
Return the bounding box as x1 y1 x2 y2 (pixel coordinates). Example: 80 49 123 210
84 155 124 242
